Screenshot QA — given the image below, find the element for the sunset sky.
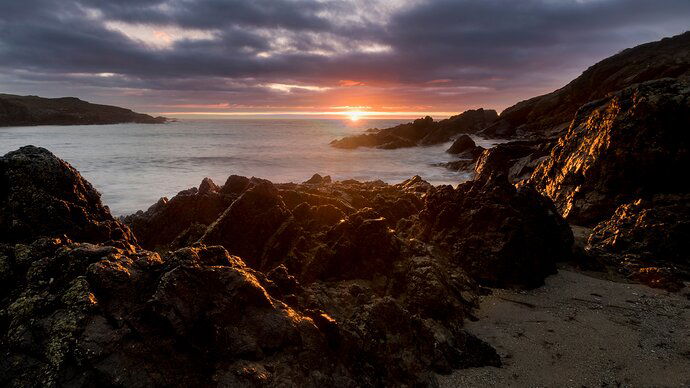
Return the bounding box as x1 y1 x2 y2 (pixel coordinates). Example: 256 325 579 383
1 0 689 119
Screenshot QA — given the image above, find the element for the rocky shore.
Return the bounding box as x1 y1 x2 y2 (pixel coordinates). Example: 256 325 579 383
1 32 689 387
0 94 167 127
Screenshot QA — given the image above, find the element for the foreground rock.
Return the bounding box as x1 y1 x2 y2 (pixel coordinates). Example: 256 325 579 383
0 146 136 247
8 148 564 386
531 79 690 225
586 194 690 291
331 109 497 149
412 174 573 288
0 93 167 127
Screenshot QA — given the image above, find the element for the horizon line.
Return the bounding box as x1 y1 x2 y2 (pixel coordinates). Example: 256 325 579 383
155 111 460 119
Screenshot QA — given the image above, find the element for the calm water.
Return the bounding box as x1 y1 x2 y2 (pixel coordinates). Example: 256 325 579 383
0 119 496 215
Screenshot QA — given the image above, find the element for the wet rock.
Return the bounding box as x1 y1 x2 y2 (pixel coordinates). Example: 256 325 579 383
0 146 135 246
531 79 690 225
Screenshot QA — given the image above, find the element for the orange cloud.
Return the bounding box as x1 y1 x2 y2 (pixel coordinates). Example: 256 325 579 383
339 79 366 87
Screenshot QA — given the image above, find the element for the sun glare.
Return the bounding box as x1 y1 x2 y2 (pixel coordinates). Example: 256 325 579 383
348 111 362 121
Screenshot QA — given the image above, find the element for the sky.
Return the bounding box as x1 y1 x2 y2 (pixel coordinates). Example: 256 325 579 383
0 0 689 119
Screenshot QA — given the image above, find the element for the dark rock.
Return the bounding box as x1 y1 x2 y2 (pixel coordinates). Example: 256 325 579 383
331 109 497 150
200 180 294 269
0 146 135 246
304 173 332 185
123 177 234 250
417 174 573 288
531 79 690 225
0 93 167 127
220 174 251 195
446 134 475 154
474 139 552 182
586 194 690 290
198 177 219 194
481 31 690 138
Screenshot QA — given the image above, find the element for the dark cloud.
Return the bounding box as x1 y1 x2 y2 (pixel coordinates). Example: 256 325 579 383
0 0 688 113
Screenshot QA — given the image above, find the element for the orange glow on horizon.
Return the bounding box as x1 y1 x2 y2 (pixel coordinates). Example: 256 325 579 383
155 110 458 119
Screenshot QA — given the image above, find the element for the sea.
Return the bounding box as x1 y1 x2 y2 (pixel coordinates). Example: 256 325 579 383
0 118 499 216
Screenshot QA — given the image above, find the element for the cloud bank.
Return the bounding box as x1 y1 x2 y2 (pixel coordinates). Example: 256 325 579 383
1 0 688 115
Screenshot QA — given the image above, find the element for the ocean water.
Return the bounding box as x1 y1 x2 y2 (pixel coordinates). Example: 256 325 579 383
0 118 498 215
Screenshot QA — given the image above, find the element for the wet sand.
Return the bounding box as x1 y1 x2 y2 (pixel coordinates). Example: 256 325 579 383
438 268 690 387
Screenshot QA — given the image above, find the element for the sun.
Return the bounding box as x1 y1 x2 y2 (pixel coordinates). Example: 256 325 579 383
347 111 362 122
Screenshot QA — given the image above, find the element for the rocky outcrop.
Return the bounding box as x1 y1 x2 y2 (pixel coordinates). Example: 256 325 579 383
586 194 690 291
2 148 518 387
331 109 497 149
0 94 167 127
482 31 690 138
530 79 690 225
414 174 573 288
122 177 234 250
0 146 135 247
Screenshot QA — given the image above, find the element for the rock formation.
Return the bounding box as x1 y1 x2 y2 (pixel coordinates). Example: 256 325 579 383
530 79 690 225
586 194 690 291
331 109 497 149
0 146 136 247
0 94 167 127
1 147 581 386
481 31 690 138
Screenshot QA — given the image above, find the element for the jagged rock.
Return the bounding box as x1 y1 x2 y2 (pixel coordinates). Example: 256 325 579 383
304 173 332 185
198 177 219 194
123 177 234 250
0 146 135 247
220 174 251 195
331 109 497 149
531 79 690 225
200 180 294 269
586 194 690 290
474 139 553 182
481 31 690 138
304 208 400 281
417 174 573 288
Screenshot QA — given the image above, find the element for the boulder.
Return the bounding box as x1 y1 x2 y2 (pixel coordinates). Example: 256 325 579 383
0 146 135 246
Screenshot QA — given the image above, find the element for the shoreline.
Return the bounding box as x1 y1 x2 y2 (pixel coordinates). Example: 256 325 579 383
438 267 690 387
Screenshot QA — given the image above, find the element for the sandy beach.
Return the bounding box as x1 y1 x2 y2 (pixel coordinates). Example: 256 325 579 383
438 268 690 387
